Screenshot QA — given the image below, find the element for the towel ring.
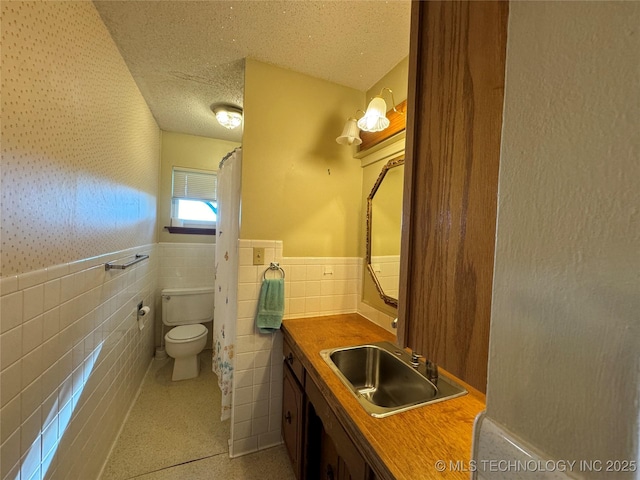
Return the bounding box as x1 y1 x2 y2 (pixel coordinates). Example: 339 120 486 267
263 262 285 280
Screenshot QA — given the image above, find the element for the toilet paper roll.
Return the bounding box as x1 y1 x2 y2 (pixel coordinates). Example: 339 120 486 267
138 306 151 331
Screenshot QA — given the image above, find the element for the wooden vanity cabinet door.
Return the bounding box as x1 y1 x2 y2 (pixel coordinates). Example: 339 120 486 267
319 427 340 480
283 363 304 480
306 377 368 480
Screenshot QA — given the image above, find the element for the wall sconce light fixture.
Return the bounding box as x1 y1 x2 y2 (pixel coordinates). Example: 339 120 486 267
336 87 404 146
336 117 363 146
358 87 401 133
212 105 243 130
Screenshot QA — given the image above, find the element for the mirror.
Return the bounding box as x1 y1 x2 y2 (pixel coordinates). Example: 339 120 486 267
366 156 405 308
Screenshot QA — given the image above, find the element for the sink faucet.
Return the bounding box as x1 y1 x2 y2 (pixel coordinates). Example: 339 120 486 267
425 360 439 385
409 350 439 384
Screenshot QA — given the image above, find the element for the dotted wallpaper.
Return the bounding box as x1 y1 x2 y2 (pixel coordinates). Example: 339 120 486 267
1 1 160 277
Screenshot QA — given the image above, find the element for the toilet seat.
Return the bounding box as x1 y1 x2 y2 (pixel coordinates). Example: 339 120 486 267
166 324 207 343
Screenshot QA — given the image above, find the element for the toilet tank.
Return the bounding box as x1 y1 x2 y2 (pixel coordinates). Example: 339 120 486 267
161 287 215 326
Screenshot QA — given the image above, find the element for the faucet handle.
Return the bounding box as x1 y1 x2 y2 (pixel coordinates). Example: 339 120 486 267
410 351 421 368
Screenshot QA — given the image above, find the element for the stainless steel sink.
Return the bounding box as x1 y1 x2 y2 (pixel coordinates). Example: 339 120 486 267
320 341 467 418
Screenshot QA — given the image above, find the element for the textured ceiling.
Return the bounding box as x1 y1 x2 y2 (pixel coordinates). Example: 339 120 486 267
93 1 411 142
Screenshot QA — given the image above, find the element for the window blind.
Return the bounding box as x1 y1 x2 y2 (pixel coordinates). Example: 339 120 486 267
172 167 217 201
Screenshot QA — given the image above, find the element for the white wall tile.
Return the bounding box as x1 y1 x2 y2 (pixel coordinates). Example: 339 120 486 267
238 247 253 266
236 352 255 371
41 368 59 410
0 245 157 479
230 245 396 458
43 280 61 313
21 407 41 454
236 335 255 354
258 431 282 450
237 300 258 320
234 420 252 439
231 436 257 458
0 361 21 409
289 265 306 281
251 415 269 435
41 310 59 343
268 413 281 433
234 386 253 406
254 334 272 352
21 348 43 391
0 276 19 296
41 415 58 459
269 395 283 417
270 362 283 385
306 265 322 281
21 378 42 423
237 283 257 301
18 270 48 291
238 265 259 284
252 400 269 419
1 291 23 334
234 403 252 423
22 315 43 355
254 350 271 369
237 318 255 336
234 370 254 390
289 282 305 298
253 367 270 385
1 326 22 371
253 383 270 403
0 394 21 445
46 264 69 282
1 429 21 480
20 435 41 480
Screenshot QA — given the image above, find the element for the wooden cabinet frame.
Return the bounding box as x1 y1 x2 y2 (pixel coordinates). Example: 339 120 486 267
398 1 509 392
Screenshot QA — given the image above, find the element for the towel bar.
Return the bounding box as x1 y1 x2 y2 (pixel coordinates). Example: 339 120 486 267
105 254 149 271
263 262 285 280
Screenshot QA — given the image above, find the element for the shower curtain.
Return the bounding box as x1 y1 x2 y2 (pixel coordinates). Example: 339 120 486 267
213 147 241 421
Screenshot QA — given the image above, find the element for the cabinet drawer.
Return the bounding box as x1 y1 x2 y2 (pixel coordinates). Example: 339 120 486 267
283 336 305 386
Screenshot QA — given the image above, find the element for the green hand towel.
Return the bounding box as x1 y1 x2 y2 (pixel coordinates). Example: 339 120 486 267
256 278 285 333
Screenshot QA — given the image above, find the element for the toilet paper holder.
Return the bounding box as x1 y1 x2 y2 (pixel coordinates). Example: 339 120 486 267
137 302 150 332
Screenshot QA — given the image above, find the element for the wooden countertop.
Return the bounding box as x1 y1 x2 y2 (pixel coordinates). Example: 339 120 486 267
282 314 486 480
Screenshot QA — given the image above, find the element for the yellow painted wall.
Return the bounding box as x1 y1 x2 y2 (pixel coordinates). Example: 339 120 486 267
158 131 240 244
0 1 160 277
241 59 364 257
486 1 639 467
366 56 409 109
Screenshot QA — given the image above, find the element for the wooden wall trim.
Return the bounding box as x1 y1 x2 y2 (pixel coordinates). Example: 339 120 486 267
397 1 424 348
399 1 509 393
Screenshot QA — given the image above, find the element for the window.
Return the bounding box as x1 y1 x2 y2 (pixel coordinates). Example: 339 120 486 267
171 167 217 227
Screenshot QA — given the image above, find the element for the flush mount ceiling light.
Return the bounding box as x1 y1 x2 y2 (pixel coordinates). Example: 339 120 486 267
212 105 243 130
357 87 403 133
336 117 363 146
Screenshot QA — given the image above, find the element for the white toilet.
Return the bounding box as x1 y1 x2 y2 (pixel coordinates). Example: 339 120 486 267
161 287 214 381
